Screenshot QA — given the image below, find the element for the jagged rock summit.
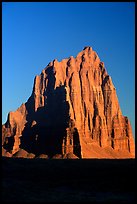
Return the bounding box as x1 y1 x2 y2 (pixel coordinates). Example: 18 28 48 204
2 46 135 158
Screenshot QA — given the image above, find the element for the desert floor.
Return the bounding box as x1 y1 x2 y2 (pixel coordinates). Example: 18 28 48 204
2 157 135 203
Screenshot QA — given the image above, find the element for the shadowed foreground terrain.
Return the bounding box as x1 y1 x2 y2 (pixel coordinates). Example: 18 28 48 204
2 158 135 203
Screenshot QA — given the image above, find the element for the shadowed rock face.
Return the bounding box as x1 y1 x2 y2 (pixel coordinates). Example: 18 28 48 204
2 47 135 158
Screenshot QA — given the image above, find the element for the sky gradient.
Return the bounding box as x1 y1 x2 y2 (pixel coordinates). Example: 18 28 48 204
2 2 135 137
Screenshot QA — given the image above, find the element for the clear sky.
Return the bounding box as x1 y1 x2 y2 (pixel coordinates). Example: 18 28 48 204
2 2 135 137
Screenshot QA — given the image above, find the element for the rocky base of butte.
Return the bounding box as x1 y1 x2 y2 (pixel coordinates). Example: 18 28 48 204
2 46 135 159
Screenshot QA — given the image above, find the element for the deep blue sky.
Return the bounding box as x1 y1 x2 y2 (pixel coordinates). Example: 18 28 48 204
2 2 135 137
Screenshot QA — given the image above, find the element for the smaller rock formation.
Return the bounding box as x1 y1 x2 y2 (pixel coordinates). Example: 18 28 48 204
36 154 49 159
63 153 79 159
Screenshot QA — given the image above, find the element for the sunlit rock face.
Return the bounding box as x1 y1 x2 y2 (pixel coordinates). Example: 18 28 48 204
2 47 135 158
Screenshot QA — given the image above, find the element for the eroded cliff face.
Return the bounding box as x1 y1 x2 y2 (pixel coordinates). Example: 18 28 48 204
2 47 135 158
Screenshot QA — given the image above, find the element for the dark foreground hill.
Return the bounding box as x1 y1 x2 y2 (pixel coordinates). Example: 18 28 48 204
2 157 135 203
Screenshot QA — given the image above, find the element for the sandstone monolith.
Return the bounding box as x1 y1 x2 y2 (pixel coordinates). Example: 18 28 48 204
2 47 135 158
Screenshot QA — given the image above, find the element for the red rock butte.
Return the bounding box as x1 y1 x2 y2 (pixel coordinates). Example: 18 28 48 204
2 46 135 159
